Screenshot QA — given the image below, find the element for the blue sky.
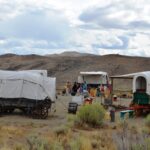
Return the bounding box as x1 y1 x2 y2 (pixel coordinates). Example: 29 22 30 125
0 0 149 56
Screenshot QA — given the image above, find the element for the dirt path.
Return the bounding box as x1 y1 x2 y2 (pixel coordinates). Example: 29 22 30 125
0 95 70 128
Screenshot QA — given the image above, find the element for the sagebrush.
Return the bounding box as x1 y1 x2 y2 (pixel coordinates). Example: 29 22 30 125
76 103 106 127
145 114 150 128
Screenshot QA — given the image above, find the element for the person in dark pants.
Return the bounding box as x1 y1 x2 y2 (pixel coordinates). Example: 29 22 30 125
71 82 78 96
109 106 115 122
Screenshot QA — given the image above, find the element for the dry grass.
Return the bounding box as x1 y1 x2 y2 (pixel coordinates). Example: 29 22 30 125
53 125 69 136
24 123 116 150
0 126 25 136
0 125 29 150
113 118 150 150
0 96 148 150
0 117 148 150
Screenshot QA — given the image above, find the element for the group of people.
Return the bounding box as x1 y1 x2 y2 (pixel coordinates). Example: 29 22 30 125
96 84 111 98
64 81 88 96
63 81 111 98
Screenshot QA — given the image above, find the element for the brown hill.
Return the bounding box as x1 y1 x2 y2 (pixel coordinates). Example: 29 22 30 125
0 52 150 87
46 51 96 57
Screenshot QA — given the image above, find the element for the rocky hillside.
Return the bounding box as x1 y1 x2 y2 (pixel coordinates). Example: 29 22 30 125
0 52 150 87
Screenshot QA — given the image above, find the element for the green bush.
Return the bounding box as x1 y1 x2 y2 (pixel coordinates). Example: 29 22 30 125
76 103 105 127
145 114 150 127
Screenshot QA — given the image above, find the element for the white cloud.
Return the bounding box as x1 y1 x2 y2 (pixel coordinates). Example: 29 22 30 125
79 0 150 30
0 0 149 56
129 33 150 49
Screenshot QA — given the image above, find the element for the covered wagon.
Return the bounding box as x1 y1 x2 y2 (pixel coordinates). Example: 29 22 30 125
0 70 56 119
78 71 109 86
78 71 110 97
111 71 150 115
133 71 150 105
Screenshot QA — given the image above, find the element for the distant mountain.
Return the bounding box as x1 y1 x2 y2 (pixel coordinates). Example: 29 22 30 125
0 52 150 87
0 53 17 58
47 51 96 57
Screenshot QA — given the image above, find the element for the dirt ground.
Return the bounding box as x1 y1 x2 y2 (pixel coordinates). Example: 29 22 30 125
0 95 148 150
0 95 133 127
0 95 71 129
0 96 70 149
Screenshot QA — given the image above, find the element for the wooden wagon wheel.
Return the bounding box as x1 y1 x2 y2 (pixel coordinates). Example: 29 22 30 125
40 106 48 119
7 108 15 113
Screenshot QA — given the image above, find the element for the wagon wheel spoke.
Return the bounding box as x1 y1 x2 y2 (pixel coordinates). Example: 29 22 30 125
40 106 48 119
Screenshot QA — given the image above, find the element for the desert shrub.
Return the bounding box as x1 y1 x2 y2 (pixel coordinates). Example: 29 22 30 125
50 141 64 150
27 135 49 150
145 114 150 127
69 138 81 150
0 126 24 136
76 103 106 127
118 119 129 130
69 137 92 150
90 131 116 150
14 144 25 150
66 114 76 128
67 114 76 123
142 127 150 135
131 138 150 150
54 125 68 136
131 144 146 150
91 140 98 149
130 125 138 134
80 138 92 150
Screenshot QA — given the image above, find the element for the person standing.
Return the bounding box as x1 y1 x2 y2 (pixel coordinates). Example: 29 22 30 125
82 81 87 91
66 81 72 95
71 82 78 96
109 106 115 122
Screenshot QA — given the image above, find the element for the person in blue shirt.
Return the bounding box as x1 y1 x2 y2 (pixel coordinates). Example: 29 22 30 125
82 81 87 91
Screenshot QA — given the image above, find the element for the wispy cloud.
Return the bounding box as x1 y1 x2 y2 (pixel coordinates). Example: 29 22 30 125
0 0 149 56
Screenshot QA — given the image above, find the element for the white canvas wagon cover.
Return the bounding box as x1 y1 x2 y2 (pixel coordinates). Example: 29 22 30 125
0 70 56 101
78 71 108 84
133 71 150 95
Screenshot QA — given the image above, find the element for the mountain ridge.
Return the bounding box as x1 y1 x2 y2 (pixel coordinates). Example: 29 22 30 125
0 51 149 86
